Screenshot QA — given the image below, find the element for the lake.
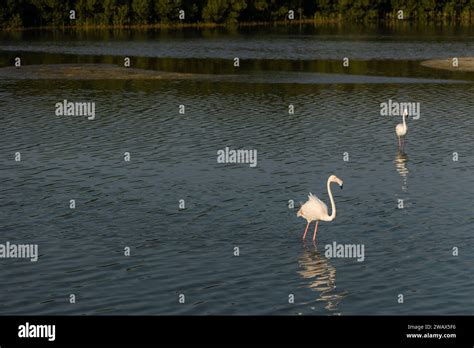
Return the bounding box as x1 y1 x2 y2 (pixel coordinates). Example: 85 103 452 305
0 24 473 315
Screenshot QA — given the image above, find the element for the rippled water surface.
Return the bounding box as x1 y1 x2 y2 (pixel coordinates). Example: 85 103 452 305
0 25 473 315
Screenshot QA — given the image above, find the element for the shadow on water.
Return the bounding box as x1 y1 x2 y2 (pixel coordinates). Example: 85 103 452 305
1 23 474 82
0 50 471 82
394 150 409 192
298 242 347 314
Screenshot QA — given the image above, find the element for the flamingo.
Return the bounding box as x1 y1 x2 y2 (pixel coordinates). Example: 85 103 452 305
297 175 343 242
396 109 408 149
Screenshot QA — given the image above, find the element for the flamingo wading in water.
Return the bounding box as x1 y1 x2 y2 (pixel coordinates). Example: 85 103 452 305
297 175 343 242
396 109 408 148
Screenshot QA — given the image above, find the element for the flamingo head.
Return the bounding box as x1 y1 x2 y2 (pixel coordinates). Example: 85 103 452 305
329 175 344 189
403 109 408 118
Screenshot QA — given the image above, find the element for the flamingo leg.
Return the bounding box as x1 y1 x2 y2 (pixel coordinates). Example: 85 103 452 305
312 221 319 241
398 136 401 148
302 221 310 240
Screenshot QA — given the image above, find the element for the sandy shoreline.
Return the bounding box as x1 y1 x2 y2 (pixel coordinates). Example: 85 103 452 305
0 64 210 80
421 57 474 72
1 62 471 82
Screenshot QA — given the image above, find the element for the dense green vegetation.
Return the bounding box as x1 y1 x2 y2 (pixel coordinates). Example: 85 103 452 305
1 0 473 29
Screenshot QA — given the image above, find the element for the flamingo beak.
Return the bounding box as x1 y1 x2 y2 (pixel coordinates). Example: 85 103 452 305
340 184 343 189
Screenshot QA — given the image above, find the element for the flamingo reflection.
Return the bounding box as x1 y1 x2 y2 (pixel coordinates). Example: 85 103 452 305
394 150 409 191
298 242 347 313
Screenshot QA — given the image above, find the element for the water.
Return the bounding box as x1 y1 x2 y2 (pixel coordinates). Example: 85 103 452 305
0 25 473 315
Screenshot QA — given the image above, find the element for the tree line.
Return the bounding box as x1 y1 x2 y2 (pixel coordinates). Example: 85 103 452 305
1 0 473 29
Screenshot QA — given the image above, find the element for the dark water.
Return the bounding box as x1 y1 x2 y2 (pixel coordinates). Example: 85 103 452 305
0 25 473 315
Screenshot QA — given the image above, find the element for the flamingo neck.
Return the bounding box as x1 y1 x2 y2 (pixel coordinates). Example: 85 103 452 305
327 178 336 221
402 113 407 129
